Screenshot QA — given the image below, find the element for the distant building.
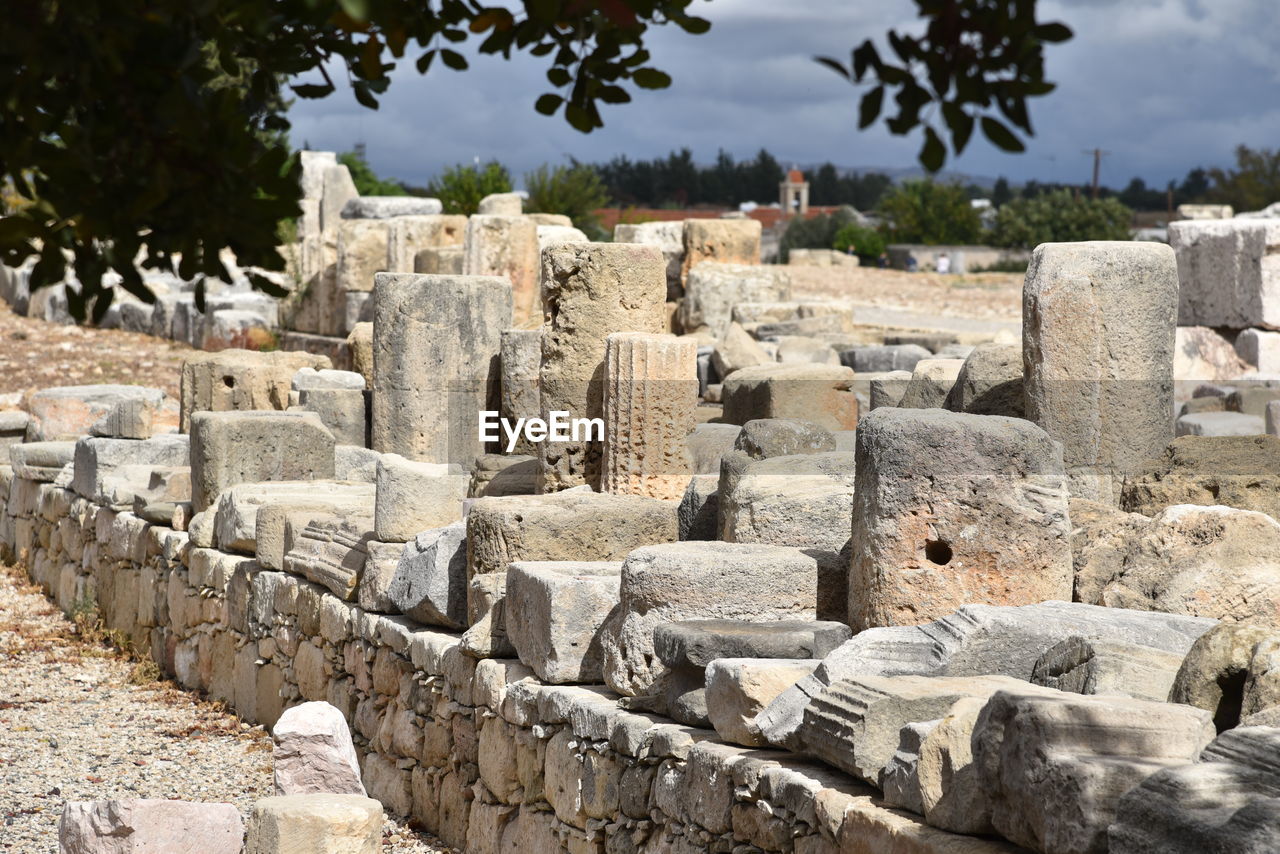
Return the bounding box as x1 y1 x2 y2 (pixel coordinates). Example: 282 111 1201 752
779 168 809 216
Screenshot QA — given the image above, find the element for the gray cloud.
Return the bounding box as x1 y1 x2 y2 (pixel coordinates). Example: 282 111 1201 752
286 0 1280 192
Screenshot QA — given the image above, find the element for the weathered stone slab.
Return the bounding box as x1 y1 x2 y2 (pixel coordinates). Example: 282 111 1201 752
538 243 666 491
868 370 913 410
600 541 819 700
1170 218 1280 328
389 521 468 628
840 344 930 374
499 329 541 455
27 384 168 442
684 422 741 473
296 388 366 447
190 410 336 512
505 561 622 684
469 454 538 497
1024 241 1179 502
677 474 719 541
711 322 771 379
464 215 539 322
70 435 190 507
247 483 376 567
477 192 522 216
1120 435 1280 517
342 196 442 218
705 658 820 747
370 273 510 468
614 220 684 299
721 363 858 432
973 689 1216 854
681 220 763 285
180 349 329 432
466 490 677 577
89 398 159 440
896 359 964 409
733 418 835 459
273 701 366 796
850 408 1072 630
283 514 375 600
373 453 468 542
1176 410 1264 436
59 799 244 854
1030 635 1185 702
1170 622 1276 731
943 343 1024 417
244 794 383 854
881 719 938 816
678 262 789 338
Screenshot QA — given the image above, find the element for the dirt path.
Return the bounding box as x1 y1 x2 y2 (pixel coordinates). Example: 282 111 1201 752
0 563 452 852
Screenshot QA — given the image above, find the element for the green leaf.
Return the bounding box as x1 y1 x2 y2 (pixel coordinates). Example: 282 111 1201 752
676 16 711 35
597 85 631 104
942 102 974 154
981 116 1026 152
1033 23 1073 43
290 83 333 98
632 68 671 89
814 55 850 80
565 102 594 132
440 50 467 70
338 0 369 23
859 86 884 129
920 126 945 172
547 67 571 87
851 41 881 80
416 50 436 73
535 93 563 115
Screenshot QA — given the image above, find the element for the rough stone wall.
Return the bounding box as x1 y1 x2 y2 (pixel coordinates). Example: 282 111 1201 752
1 467 1022 854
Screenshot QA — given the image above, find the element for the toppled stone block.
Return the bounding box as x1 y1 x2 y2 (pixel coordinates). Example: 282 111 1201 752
1176 411 1264 436
1170 622 1276 731
373 454 468 542
678 262 789 337
341 196 442 218
711 322 771 378
201 308 275 352
71 435 190 507
59 799 245 854
733 418 835 459
505 561 623 684
1243 635 1280 718
1098 505 1280 628
840 344 931 374
944 343 1024 417
773 335 839 366
677 474 719 541
190 411 336 512
470 454 538 497
881 719 938 816
283 514 375 600
1030 635 1185 702
1170 218 1280 328
465 490 677 577
684 422 741 473
973 689 1216 854
1228 386 1280 417
868 370 912 410
1024 241 1178 502
850 408 1072 630
705 658 820 747
244 794 383 854
461 572 514 658
89 398 158 439
180 349 329 432
387 521 467 628
295 387 366 447
1120 435 1280 517
274 701 366 796
1109 726 1280 854
292 368 366 391
245 482 375 566
477 192 522 215
896 359 964 409
600 541 818 700
27 384 169 442
721 363 858 432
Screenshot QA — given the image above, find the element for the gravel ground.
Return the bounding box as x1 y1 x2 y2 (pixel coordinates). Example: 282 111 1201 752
0 563 454 852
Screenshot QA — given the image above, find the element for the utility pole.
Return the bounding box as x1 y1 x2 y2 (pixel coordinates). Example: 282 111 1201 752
1084 148 1110 199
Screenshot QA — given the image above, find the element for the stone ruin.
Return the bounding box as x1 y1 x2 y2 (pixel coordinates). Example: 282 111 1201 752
6 186 1280 853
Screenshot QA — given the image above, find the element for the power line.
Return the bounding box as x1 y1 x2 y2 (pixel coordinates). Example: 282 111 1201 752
1083 148 1111 199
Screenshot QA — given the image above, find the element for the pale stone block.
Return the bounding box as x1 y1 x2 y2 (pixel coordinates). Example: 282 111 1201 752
388 521 467 629
189 411 335 512
244 794 382 854
27 384 168 442
273 701 366 797
180 349 330 432
59 799 244 854
373 454 468 542
721 363 858 432
681 219 763 284
464 215 539 322
678 261 788 337
1170 219 1280 328
705 658 819 747
505 560 622 684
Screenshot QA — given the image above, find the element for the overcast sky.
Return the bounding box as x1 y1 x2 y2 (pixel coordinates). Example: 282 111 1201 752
286 0 1280 193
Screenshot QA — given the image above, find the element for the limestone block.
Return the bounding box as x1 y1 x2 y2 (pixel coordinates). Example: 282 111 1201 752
500 329 542 455
1175 325 1249 387
684 422 741 473
189 411 336 512
460 572 514 658
464 215 540 322
370 273 510 468
538 243 667 491
773 336 840 366
705 658 820 747
27 384 168 442
881 719 938 816
283 514 375 600
615 220 684 298
470 454 538 497
733 418 835 459
273 701 366 796
358 539 401 613
246 483 375 567
756 601 1215 751
412 246 464 276
973 689 1216 854
681 219 763 284
1170 219 1280 328
466 489 677 577
373 454 468 542
297 388 367 447
244 794 382 854
868 370 913 410
71 435 190 507
180 349 330 432
711 322 771 379
677 474 718 541
505 561 622 683
89 398 158 439
1121 435 1280 517
841 344 931 374
386 214 466 272
800 673 1037 785
599 541 819 699
678 262 789 337
537 225 590 252
201 309 275 351
1024 241 1179 502
1030 636 1186 702
601 332 698 500
292 368 366 392
897 358 964 409
1243 636 1280 717
1176 410 1264 436
388 521 468 628
850 408 1073 630
721 363 858 431
1170 622 1276 731
943 343 1024 417
335 218 390 296
1109 726 1280 854
1229 385 1280 417
59 799 244 854
1098 505 1280 629
478 192 522 215
346 322 374 387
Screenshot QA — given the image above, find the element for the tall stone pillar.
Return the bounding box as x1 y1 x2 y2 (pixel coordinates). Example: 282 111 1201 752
1023 242 1178 502
464 215 540 324
500 329 542 456
371 273 511 469
602 332 698 500
538 243 667 492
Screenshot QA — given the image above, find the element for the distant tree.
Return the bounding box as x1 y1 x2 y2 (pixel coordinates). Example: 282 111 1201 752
778 208 859 262
988 189 1131 248
1207 145 1280 212
992 177 1013 207
832 223 886 262
426 161 512 216
337 147 404 196
747 149 786 204
524 162 610 238
810 163 842 206
878 180 982 245
1117 177 1167 211
1177 167 1211 203
848 172 893 211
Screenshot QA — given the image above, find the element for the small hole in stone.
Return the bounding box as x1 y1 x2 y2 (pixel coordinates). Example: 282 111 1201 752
222 376 235 389
925 540 953 565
